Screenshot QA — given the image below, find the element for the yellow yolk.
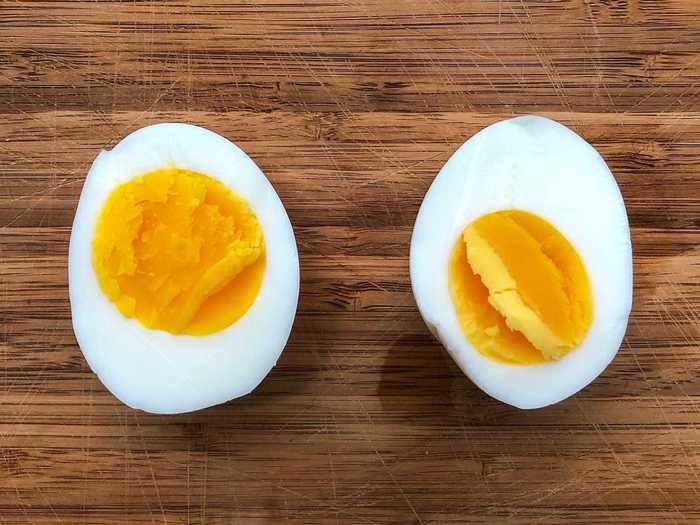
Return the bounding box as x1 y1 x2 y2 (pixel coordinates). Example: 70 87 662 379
92 166 265 336
448 210 592 364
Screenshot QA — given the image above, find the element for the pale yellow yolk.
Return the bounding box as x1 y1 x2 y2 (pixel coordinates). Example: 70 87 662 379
448 210 592 364
92 166 265 336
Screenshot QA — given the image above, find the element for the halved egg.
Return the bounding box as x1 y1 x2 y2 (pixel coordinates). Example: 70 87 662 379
410 116 632 409
69 123 299 414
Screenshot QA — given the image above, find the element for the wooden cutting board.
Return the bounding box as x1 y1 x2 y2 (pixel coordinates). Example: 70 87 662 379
1 1 699 523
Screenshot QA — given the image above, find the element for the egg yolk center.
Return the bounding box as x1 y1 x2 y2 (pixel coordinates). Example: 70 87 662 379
448 210 592 364
92 166 265 336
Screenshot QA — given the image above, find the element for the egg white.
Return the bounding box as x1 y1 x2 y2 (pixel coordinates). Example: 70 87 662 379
410 115 632 409
69 123 299 414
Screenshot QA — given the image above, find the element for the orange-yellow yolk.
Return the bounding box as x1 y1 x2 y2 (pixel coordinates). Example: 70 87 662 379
448 210 592 364
92 166 265 336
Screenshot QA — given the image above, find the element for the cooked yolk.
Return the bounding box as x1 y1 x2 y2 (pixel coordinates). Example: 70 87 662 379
92 166 265 336
448 210 592 364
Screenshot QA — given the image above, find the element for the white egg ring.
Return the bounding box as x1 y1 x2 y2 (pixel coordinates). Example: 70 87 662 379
69 123 300 414
410 116 632 409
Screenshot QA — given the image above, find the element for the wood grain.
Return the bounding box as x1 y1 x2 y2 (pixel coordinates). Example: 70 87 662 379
1 1 699 523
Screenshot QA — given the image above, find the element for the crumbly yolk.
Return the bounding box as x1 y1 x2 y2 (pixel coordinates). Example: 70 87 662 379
92 166 265 336
448 210 592 364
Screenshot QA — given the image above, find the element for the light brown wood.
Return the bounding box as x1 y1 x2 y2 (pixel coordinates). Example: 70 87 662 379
1 1 699 523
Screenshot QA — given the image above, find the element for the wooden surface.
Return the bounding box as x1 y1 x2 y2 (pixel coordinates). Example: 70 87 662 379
1 1 699 523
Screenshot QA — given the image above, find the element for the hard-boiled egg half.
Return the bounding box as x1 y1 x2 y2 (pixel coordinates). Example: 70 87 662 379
410 116 632 409
69 123 299 414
